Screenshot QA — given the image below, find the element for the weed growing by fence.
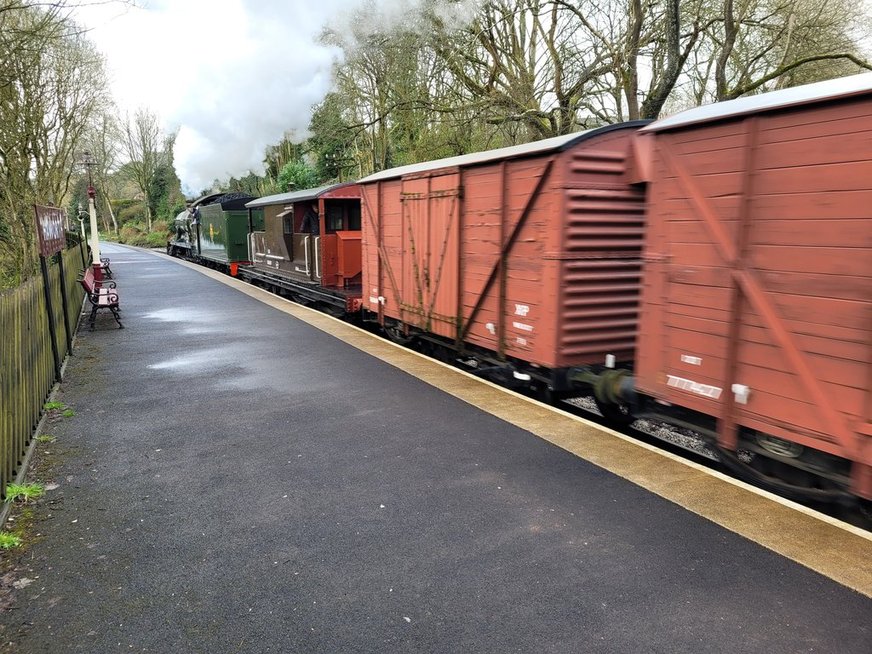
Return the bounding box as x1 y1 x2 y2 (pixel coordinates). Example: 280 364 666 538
0 532 21 549
4 483 45 504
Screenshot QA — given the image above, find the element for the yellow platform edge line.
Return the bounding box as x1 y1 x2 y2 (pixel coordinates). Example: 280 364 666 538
149 250 872 597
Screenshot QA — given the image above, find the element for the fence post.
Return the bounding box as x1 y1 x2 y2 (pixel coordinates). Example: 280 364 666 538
57 251 72 351
38 255 62 382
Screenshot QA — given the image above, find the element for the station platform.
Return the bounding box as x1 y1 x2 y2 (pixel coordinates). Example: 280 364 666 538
1 243 869 653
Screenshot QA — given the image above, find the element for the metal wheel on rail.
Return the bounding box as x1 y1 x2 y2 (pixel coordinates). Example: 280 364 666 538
592 396 635 427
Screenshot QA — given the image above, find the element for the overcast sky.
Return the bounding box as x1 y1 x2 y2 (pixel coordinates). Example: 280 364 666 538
72 0 872 193
72 0 479 193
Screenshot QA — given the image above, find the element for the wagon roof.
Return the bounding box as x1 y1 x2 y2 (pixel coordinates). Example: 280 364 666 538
245 182 357 208
358 121 650 184
645 72 872 133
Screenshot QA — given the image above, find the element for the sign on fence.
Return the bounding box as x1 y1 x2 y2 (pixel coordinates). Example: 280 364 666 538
33 204 71 379
34 205 66 257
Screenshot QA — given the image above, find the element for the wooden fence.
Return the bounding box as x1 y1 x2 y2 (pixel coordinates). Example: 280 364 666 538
0 246 85 497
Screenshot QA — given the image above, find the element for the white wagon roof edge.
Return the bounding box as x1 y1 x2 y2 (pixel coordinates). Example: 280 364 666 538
358 121 650 184
245 182 356 208
644 72 872 133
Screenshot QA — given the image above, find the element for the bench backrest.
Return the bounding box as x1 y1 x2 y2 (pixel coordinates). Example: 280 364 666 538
79 266 96 293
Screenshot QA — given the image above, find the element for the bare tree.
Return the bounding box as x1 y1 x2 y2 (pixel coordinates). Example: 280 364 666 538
121 108 164 232
86 111 121 234
427 0 610 138
0 0 107 283
708 0 871 101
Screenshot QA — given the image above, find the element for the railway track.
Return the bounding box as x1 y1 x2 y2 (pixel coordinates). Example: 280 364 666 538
558 396 872 531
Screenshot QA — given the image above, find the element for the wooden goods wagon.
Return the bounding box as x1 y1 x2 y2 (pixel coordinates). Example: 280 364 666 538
634 73 872 498
358 122 648 377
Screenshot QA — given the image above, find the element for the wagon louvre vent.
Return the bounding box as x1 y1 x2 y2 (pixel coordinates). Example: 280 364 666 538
565 189 646 252
559 259 642 361
569 150 627 175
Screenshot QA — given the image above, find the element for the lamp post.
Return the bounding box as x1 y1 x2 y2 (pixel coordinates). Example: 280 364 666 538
76 202 89 269
80 151 102 279
76 202 87 241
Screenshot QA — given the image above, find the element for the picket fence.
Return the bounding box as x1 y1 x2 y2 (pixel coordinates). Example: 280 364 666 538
0 246 85 497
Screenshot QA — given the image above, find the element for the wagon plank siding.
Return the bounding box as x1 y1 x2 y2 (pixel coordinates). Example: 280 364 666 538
361 124 648 370
637 85 872 496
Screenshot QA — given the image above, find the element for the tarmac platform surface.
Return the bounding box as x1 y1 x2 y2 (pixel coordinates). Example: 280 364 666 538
1 243 870 653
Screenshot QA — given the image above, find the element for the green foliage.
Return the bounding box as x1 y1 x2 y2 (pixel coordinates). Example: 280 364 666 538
277 160 319 192
116 220 167 247
67 176 90 223
264 138 305 182
118 223 149 246
5 483 44 504
149 160 184 222
43 401 65 411
225 171 269 196
170 197 187 217
35 434 56 443
309 93 358 182
118 201 147 224
146 231 168 247
0 532 21 549
61 409 75 418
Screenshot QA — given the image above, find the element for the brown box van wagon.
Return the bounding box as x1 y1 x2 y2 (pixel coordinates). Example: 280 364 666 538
634 74 872 499
245 183 363 312
357 122 649 382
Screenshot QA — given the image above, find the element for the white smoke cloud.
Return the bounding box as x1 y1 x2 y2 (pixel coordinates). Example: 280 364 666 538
75 0 481 194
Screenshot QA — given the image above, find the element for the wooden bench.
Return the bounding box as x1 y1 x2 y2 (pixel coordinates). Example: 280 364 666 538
85 249 113 278
78 267 123 329
96 256 112 278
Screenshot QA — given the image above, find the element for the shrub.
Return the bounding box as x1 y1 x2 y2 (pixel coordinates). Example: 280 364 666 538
118 202 147 223
126 232 150 247
118 225 142 244
151 220 169 234
146 231 168 247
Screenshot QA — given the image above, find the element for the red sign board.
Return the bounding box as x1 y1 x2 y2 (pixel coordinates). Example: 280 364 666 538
34 205 66 257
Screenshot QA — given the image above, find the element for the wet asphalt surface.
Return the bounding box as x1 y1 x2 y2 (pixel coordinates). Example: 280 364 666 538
1 243 870 653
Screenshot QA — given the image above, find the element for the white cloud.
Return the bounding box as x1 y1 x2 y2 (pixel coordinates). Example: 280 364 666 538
74 0 481 193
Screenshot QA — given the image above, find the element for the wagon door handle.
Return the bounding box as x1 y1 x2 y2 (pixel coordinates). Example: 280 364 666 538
303 235 310 275
314 236 321 279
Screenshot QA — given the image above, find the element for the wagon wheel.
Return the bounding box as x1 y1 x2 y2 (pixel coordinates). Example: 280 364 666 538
593 396 635 427
384 324 414 346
